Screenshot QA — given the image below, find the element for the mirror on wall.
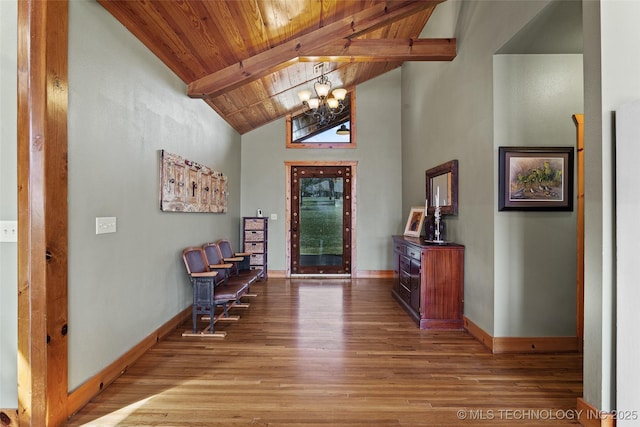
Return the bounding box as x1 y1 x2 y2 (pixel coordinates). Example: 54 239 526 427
425 159 458 216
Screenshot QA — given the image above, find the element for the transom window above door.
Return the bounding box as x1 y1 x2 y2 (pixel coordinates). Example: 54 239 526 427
286 91 356 149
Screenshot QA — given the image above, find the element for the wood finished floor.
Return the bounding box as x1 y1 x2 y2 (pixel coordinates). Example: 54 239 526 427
66 278 583 426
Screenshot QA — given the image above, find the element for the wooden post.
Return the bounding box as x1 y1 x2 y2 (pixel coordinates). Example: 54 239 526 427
17 0 69 425
572 113 584 351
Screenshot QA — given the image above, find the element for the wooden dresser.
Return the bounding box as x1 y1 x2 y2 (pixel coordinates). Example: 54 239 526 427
392 235 464 330
242 217 268 280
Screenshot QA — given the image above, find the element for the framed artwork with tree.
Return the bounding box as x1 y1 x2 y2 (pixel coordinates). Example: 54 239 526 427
498 146 574 211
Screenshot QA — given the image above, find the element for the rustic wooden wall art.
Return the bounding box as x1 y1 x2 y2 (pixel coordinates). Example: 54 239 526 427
160 150 228 213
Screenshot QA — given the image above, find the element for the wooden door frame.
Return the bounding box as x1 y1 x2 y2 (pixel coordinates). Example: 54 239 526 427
16 0 69 425
285 161 357 278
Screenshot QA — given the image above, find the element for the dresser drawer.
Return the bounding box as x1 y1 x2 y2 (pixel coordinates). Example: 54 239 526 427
244 241 264 253
405 245 421 261
399 255 411 276
397 280 411 304
245 230 264 241
394 242 405 255
244 219 265 230
243 217 268 280
399 270 411 288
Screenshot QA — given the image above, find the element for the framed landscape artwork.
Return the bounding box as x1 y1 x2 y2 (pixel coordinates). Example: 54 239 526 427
403 207 425 237
498 146 574 211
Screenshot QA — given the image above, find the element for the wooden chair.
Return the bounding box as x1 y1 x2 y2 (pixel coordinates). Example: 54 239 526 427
217 239 264 283
181 246 247 338
202 242 254 303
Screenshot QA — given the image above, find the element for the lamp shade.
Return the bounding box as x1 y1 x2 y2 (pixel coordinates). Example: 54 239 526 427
336 124 350 135
298 90 312 103
314 82 331 98
332 88 347 101
308 98 320 109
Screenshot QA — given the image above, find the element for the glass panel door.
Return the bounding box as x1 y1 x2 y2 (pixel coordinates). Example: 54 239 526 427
290 165 351 275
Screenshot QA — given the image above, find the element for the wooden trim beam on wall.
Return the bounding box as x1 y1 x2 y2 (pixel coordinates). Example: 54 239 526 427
66 308 191 418
573 113 585 351
186 1 442 98
463 316 580 354
17 0 69 425
577 398 615 427
297 38 456 62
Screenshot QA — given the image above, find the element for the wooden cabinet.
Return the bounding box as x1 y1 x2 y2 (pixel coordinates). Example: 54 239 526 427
243 217 268 280
392 235 464 330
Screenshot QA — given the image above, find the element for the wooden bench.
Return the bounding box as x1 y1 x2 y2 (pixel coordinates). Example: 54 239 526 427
202 242 257 301
217 238 264 287
181 246 250 338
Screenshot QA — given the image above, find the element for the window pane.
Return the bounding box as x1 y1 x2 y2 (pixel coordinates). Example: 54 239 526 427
299 177 344 267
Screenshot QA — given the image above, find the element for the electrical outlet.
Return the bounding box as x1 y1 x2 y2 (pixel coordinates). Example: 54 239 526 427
313 63 324 74
270 213 278 221
96 217 117 234
0 220 18 242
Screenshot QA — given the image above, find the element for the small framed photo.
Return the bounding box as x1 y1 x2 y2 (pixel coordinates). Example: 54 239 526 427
498 146 574 211
403 207 425 237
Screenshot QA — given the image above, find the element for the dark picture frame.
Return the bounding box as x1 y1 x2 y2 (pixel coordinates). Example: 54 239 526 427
498 146 574 211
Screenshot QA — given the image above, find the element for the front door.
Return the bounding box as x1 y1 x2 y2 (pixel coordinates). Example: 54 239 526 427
289 164 352 275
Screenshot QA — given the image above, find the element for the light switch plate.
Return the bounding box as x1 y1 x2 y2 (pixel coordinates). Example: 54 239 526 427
0 220 18 242
96 217 117 234
270 213 277 221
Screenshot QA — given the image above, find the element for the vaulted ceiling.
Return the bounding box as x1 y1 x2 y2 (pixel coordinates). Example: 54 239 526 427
98 0 456 134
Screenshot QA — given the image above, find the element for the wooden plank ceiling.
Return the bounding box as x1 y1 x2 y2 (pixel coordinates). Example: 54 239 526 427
98 0 455 134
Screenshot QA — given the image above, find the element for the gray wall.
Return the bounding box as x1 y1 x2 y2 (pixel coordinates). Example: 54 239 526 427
402 0 551 335
582 0 606 411
66 1 241 390
0 0 18 409
493 54 582 337
240 69 403 273
589 1 640 417
615 101 640 426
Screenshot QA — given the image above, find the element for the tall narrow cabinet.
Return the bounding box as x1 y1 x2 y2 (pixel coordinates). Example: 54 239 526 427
242 217 268 280
392 235 464 330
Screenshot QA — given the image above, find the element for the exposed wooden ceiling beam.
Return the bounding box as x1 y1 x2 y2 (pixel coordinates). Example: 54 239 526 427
298 38 456 62
187 1 442 98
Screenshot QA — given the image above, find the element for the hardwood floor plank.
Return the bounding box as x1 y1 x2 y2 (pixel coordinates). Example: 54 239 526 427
66 278 581 426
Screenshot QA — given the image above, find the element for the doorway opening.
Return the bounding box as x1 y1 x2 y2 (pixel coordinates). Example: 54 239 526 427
285 161 357 277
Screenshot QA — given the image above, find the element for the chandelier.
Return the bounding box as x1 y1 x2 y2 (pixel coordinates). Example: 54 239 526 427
297 64 347 126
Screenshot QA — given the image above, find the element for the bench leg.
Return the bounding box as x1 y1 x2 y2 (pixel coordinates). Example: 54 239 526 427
192 306 198 334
